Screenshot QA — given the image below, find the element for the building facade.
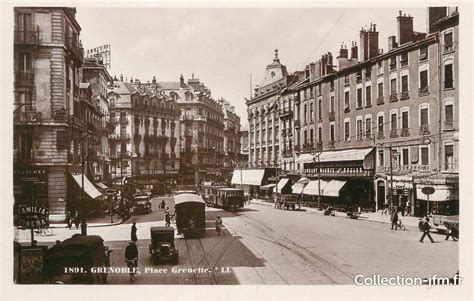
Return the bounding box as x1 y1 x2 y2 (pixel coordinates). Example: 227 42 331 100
107 77 181 189
81 57 113 183
246 7 459 216
221 99 243 182
13 7 93 222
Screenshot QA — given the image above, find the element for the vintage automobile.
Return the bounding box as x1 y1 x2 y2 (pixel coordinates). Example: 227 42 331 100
131 195 152 214
44 235 112 284
149 227 179 265
174 193 206 238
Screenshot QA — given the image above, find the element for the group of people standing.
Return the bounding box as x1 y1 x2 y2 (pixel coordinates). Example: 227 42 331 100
65 210 80 229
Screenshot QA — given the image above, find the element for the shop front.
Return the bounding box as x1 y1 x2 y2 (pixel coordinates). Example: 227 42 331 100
231 168 276 197
414 174 459 217
297 147 376 211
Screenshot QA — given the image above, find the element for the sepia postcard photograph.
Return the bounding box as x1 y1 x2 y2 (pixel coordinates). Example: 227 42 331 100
1 0 472 300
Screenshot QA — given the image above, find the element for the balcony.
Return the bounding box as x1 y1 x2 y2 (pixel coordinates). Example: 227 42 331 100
119 117 128 125
389 93 398 102
377 131 385 140
328 112 335 121
294 120 301 128
356 76 362 84
418 86 430 97
15 71 34 87
14 110 42 124
133 134 142 142
110 133 130 140
65 36 84 63
376 164 431 173
389 63 397 71
181 115 194 122
400 128 410 137
444 122 454 131
294 145 301 152
328 140 335 149
170 137 177 146
444 44 454 54
444 162 455 172
194 115 207 122
316 141 323 151
389 129 399 138
184 129 193 137
419 125 430 135
14 26 40 45
400 60 408 68
279 108 292 118
400 91 410 100
376 96 384 105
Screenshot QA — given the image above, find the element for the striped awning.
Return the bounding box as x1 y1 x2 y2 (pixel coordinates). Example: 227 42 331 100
260 183 276 191
276 178 290 193
70 174 103 200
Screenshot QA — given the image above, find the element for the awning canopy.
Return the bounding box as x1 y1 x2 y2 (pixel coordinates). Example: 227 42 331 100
322 180 347 197
70 173 103 200
96 183 108 190
276 178 290 193
303 180 329 195
296 148 373 163
260 183 276 191
231 169 265 186
291 177 310 194
416 185 458 202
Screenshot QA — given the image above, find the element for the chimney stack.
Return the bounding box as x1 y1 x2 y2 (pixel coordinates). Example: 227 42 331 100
321 54 328 76
327 52 333 72
397 10 414 45
152 76 156 84
120 74 123 82
351 41 358 60
338 43 348 59
388 35 398 50
427 7 447 34
367 23 379 59
180 74 185 87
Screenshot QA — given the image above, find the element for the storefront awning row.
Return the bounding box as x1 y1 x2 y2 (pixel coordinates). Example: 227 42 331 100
296 148 373 163
323 180 347 197
231 169 265 186
302 180 329 195
416 185 458 202
70 173 103 199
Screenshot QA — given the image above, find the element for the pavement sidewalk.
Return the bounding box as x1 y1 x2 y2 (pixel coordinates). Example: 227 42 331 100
48 213 125 228
250 198 421 228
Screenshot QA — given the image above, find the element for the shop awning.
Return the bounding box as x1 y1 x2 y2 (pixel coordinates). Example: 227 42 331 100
303 180 329 196
276 178 290 193
260 183 276 191
70 173 103 200
416 185 458 202
322 180 347 197
291 177 310 194
96 183 108 190
231 169 265 186
296 148 373 163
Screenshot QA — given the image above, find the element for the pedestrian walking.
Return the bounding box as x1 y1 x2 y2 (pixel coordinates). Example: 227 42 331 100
66 210 72 229
74 210 80 229
215 215 223 235
165 212 171 227
131 222 138 242
445 223 458 241
419 217 435 243
391 209 399 230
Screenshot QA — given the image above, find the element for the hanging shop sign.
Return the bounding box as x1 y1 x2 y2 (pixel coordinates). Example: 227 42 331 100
16 206 49 228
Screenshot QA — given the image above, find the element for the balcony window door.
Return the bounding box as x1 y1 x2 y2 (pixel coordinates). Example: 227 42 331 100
421 147 429 166
365 118 372 139
402 148 409 165
365 86 371 107
357 88 363 108
390 78 397 95
344 121 350 141
378 82 383 97
420 108 429 127
402 111 409 129
401 75 408 92
445 104 454 130
444 63 453 89
330 96 335 113
445 144 454 171
390 113 397 130
420 70 428 90
330 124 335 142
378 115 384 133
356 119 363 140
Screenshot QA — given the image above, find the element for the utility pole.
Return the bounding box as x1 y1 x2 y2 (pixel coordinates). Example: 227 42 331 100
81 133 87 236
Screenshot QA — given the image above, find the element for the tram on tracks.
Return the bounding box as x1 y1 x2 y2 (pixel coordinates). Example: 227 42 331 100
202 184 245 211
174 193 206 238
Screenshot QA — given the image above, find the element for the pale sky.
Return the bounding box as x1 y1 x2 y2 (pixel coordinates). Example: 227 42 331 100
76 7 427 125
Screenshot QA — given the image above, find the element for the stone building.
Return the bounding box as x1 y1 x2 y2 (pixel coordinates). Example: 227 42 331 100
107 77 181 189
13 7 103 222
81 57 113 184
221 99 242 182
246 8 459 216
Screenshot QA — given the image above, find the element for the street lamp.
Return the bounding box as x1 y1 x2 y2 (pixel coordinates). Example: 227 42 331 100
313 150 323 209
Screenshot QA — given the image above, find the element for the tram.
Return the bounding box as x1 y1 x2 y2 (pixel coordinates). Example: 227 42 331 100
174 193 206 238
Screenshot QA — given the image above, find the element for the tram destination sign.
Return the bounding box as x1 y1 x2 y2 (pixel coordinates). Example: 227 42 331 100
16 206 49 228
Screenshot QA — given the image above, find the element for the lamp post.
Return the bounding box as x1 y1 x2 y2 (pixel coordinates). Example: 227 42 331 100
313 149 323 209
80 133 88 236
